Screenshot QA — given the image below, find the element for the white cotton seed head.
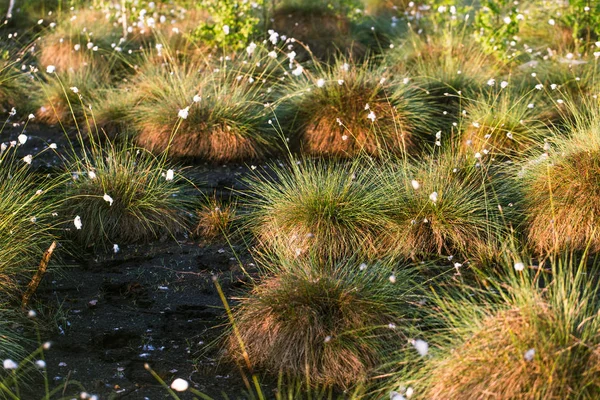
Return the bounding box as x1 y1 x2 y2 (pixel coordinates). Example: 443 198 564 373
514 262 525 271
524 348 535 361
74 216 82 230
411 339 429 357
390 391 406 400
429 191 438 203
170 378 189 392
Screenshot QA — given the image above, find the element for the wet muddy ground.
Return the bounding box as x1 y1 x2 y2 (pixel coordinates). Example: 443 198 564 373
6 123 277 398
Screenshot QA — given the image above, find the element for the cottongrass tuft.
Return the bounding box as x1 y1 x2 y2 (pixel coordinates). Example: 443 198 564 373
410 254 600 399
280 58 438 157
228 254 423 389
379 152 511 263
245 157 397 261
60 141 193 249
519 100 600 254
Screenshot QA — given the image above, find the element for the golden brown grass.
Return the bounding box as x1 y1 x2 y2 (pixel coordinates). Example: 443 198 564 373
245 159 398 261
416 256 600 400
228 258 418 389
194 197 237 242
281 60 437 158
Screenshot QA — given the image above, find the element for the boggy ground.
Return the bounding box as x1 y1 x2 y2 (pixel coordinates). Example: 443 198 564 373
7 124 272 398
29 240 255 399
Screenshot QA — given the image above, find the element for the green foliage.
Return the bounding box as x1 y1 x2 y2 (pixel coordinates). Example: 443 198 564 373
244 157 397 261
60 141 193 250
473 0 521 59
229 254 424 389
192 0 264 50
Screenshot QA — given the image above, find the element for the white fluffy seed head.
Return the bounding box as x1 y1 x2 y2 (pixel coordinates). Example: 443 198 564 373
170 378 189 392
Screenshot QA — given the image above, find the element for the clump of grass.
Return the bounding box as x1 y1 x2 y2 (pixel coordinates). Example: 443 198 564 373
129 58 281 162
194 196 238 242
271 0 387 61
519 100 600 254
408 254 600 399
0 147 61 295
60 141 193 250
37 8 133 75
460 89 549 157
245 158 396 261
280 59 438 157
228 255 421 389
0 58 34 115
380 153 510 263
514 59 599 127
387 30 500 117
36 63 110 126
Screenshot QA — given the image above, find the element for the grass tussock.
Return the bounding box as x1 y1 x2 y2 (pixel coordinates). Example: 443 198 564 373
460 89 549 157
245 159 396 261
381 153 509 262
228 256 420 389
60 142 192 249
129 58 281 162
194 196 238 242
0 149 61 294
387 30 500 116
281 59 437 157
36 64 111 126
418 255 600 400
0 58 35 115
520 101 600 254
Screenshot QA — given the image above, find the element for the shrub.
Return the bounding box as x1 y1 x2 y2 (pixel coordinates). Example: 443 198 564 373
60 141 193 250
244 158 396 261
380 153 510 263
460 89 549 157
129 58 282 162
228 256 422 389
519 101 600 254
280 59 438 157
406 255 600 399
